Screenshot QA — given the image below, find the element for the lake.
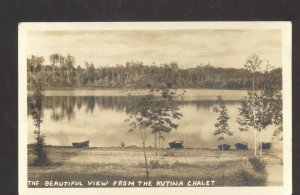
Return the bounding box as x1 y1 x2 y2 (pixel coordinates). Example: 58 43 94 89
27 89 282 149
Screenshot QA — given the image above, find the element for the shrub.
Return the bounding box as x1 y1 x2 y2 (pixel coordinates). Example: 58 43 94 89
149 160 160 169
149 160 170 169
33 134 49 166
120 142 125 147
162 151 175 157
248 156 266 172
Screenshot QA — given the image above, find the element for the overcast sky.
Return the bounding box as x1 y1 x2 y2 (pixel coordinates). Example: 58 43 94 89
27 30 282 69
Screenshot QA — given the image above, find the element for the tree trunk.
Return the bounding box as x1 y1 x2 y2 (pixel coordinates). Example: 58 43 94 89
222 134 224 151
154 132 158 157
158 137 160 149
158 137 163 150
37 125 40 139
252 75 255 91
259 131 263 162
139 127 149 179
254 129 257 156
142 140 149 179
252 74 257 157
67 69 69 79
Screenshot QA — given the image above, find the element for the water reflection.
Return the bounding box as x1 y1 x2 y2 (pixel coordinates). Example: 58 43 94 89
182 100 238 111
27 95 280 148
29 96 238 122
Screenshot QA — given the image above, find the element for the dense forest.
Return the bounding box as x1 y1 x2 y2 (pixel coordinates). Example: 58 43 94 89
27 54 282 90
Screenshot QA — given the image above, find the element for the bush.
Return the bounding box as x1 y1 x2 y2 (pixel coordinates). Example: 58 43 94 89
162 151 175 157
149 160 170 169
33 134 49 166
248 156 266 172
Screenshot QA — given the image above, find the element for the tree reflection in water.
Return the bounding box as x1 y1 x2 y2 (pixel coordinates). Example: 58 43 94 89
28 95 240 121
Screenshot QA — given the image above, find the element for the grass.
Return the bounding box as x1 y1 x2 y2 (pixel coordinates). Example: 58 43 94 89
28 146 282 187
249 156 266 172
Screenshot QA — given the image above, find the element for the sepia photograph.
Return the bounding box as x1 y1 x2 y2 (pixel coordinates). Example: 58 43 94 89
18 22 292 195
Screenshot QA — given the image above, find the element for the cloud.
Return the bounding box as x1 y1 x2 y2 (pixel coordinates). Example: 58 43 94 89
27 29 282 68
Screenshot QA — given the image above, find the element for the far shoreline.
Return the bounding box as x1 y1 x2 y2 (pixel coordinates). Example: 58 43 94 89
27 87 250 91
27 88 249 101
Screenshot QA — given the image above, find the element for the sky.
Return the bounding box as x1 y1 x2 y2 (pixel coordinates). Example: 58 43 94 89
27 29 282 69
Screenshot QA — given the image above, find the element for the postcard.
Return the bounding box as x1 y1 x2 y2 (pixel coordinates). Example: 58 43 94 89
18 22 292 195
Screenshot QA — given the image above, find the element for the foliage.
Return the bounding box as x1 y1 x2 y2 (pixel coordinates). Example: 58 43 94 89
125 84 183 178
212 96 233 148
248 156 266 172
237 54 262 134
33 134 49 166
28 80 49 166
27 54 282 90
272 91 283 138
237 90 275 160
237 91 274 132
126 89 183 135
244 54 263 75
237 83 282 135
27 55 45 74
237 54 283 158
28 81 44 130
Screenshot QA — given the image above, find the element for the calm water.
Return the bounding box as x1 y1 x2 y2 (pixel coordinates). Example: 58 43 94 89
27 89 281 149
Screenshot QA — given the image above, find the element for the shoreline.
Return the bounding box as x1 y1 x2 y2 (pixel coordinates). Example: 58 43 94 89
27 88 248 100
27 146 282 187
27 87 250 92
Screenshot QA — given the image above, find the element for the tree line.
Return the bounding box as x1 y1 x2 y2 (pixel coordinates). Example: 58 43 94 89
27 54 282 90
28 53 282 181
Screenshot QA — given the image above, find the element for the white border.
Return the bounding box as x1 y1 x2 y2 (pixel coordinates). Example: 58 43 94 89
18 22 292 195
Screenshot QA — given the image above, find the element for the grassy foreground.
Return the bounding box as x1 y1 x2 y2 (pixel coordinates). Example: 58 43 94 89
27 146 282 187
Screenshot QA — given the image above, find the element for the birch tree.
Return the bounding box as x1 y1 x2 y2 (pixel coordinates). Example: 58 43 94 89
237 54 281 160
238 54 262 156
